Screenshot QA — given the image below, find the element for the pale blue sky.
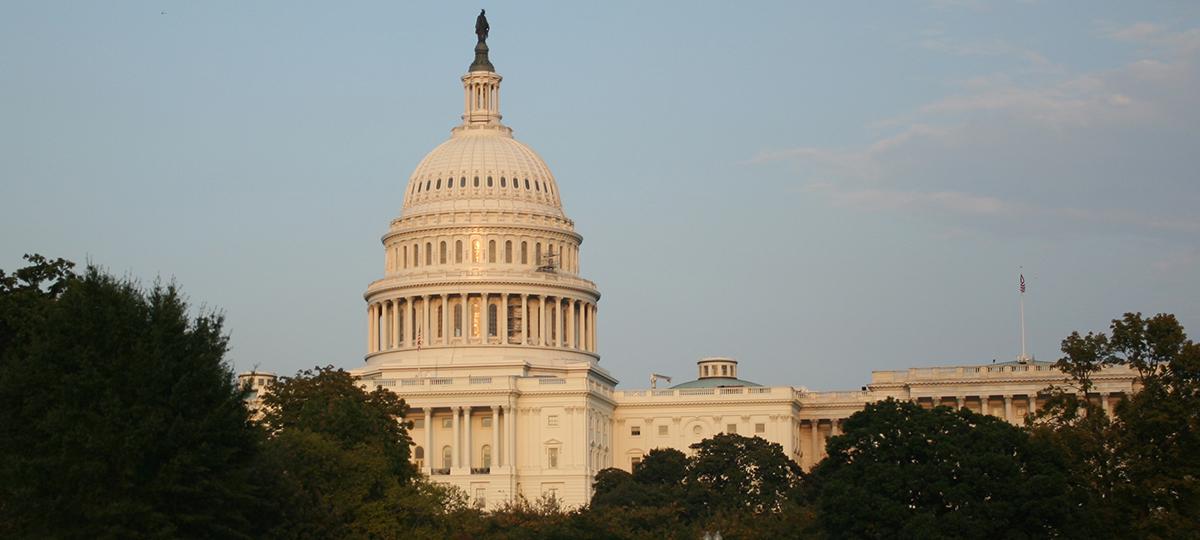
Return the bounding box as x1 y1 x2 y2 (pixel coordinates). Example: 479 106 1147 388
3 2 1198 390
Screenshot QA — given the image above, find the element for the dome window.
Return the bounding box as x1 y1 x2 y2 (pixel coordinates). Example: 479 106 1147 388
425 180 431 191
500 177 506 187
447 178 453 189
436 178 441 189
416 183 422 193
534 181 541 192
474 176 480 187
524 178 530 190
487 176 494 187
460 177 466 187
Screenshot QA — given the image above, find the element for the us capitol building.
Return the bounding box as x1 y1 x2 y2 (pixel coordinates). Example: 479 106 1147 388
245 16 1139 509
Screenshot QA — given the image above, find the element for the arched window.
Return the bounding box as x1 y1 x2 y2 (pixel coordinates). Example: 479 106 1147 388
454 304 463 337
446 177 453 189
435 305 443 338
414 446 425 468
403 246 408 269
488 240 496 263
482 445 492 469
413 244 419 267
504 241 512 263
487 176 493 187
474 176 480 187
535 242 542 265
472 239 482 263
500 177 506 188
488 303 498 337
439 242 447 264
521 242 528 264
442 446 452 469
460 177 466 187
471 298 481 338
524 178 530 190
455 240 463 263
534 181 541 192
425 180 431 191
436 178 441 189
425 242 432 266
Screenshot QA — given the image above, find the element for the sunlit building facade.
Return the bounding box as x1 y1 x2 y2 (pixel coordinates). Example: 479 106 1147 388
343 34 1138 509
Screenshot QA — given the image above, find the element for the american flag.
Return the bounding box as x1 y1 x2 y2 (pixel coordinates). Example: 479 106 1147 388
1020 274 1026 294
416 332 423 350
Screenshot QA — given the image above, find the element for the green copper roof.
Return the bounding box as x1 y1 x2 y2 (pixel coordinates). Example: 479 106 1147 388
670 377 763 389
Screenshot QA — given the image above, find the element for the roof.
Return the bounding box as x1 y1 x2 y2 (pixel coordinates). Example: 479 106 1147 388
670 377 763 389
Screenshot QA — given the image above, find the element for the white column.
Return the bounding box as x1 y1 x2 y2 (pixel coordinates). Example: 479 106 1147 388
554 298 563 347
956 396 965 410
1100 393 1110 417
491 406 501 469
366 305 374 352
505 404 516 469
567 299 576 349
407 296 416 348
481 292 490 344
1004 395 1013 423
461 294 470 343
441 294 450 345
1028 394 1038 415
424 408 433 473
464 406 473 469
539 296 547 346
591 304 597 351
392 300 400 349
422 295 431 346
501 293 509 344
452 406 461 469
809 421 820 468
521 294 529 344
831 419 841 436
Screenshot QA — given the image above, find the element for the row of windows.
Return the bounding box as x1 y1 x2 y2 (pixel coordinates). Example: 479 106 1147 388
413 445 493 469
388 238 579 273
628 423 767 437
412 175 554 197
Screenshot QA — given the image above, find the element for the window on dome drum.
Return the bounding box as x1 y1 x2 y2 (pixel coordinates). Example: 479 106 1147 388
535 243 542 265
436 178 441 189
504 241 512 263
447 178 453 189
453 304 463 337
755 423 766 434
412 244 419 267
658 425 669 436
460 177 466 187
500 177 506 187
403 246 408 269
534 181 541 192
442 446 452 469
488 240 496 263
521 242 528 264
416 182 422 193
455 240 463 263
471 299 481 338
547 415 558 427
425 243 432 266
524 178 530 189
487 304 498 337
721 365 728 376
487 176 493 187
425 180 431 191
727 424 737 434
472 240 482 263
474 176 480 187
631 426 641 436
440 242 447 264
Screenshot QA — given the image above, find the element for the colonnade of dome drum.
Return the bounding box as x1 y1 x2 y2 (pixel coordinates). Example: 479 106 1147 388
384 229 581 275
366 293 597 354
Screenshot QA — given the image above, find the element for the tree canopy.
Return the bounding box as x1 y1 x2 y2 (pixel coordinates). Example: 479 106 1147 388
0 255 269 538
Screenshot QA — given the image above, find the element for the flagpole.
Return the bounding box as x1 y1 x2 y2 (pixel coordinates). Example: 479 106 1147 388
1020 289 1026 359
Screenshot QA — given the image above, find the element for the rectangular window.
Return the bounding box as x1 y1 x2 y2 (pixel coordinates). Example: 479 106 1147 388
413 418 424 429
547 415 559 427
658 425 669 436
727 424 737 434
475 488 486 508
631 456 642 472
755 423 766 434
631 426 641 436
547 447 559 469
482 417 492 428
442 418 453 429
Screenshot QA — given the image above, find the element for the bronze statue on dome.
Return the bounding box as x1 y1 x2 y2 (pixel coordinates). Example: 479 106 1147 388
475 10 489 43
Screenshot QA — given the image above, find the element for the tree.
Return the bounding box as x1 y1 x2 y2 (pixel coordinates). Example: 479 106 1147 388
685 434 802 515
633 447 688 486
806 398 1076 539
0 256 270 538
1036 312 1200 537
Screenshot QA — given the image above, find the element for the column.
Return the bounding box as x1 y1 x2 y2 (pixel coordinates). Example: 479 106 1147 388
452 406 461 469
521 295 529 344
1100 393 1110 417
1029 395 1038 415
464 406 473 469
505 403 516 469
424 408 433 473
539 296 547 346
554 298 563 347
956 396 965 410
461 293 470 344
481 293 489 344
422 295 431 346
392 300 400 349
580 303 588 351
809 421 820 467
591 304 597 351
1003 395 1013 423
501 293 509 344
491 406 501 469
831 419 841 436
407 296 416 348
442 294 450 345
367 305 374 352
567 299 576 349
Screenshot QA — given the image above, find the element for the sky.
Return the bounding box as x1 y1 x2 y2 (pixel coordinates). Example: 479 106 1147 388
2 2 1198 391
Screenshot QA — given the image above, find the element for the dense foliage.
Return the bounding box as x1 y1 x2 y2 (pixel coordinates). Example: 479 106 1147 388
3 255 1197 538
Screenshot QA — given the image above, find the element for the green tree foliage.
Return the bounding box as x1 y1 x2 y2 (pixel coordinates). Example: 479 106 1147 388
1035 312 1200 538
259 365 415 481
807 398 1077 539
685 433 802 515
0 256 269 538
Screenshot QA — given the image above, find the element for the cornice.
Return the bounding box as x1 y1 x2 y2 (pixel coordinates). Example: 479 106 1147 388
364 275 601 299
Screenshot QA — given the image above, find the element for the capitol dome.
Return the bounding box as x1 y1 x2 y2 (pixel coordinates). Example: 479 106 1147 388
402 130 565 219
